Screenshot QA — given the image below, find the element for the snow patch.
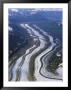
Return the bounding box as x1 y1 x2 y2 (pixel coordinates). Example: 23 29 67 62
8 26 13 31
56 67 62 78
11 9 19 12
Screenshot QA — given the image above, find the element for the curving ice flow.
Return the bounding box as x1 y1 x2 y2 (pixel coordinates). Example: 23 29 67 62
20 24 47 80
10 24 37 81
39 44 62 80
11 44 36 81
9 24 62 81
34 32 55 81
33 25 62 81
11 56 23 81
25 24 45 40
10 24 47 81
